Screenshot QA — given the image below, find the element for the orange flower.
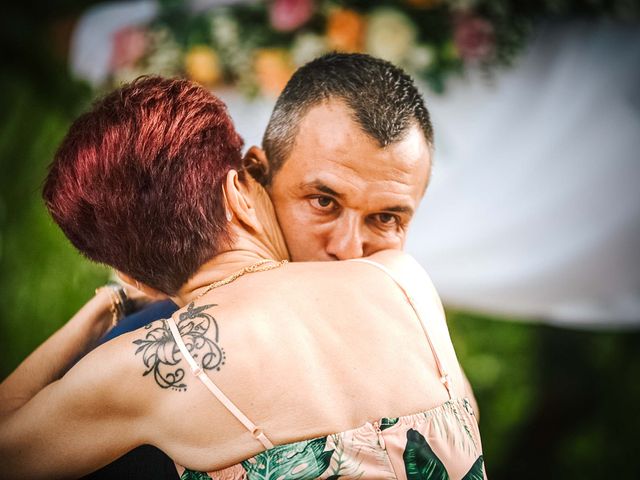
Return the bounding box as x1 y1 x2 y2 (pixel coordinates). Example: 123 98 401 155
254 48 294 96
184 45 222 87
326 9 366 53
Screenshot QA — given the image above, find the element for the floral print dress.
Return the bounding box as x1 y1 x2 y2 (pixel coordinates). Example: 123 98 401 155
169 259 486 480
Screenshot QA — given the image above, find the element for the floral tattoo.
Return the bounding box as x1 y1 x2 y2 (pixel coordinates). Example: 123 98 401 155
132 302 226 391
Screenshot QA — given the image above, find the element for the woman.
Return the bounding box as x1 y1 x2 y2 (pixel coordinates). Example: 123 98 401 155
0 77 485 479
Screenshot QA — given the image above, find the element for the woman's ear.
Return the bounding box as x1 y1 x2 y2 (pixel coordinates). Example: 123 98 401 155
223 169 262 233
242 146 270 185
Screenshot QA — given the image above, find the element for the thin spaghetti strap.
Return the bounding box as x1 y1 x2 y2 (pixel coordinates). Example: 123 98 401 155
349 258 454 399
166 316 274 449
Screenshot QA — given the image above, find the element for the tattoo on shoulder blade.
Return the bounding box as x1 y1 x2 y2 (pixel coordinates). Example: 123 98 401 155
132 302 226 391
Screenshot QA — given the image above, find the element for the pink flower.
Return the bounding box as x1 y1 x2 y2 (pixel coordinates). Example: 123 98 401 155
109 26 148 70
269 0 314 32
453 13 495 62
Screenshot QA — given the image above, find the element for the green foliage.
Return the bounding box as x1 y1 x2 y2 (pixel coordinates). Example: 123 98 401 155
0 65 109 378
447 310 539 468
448 310 640 478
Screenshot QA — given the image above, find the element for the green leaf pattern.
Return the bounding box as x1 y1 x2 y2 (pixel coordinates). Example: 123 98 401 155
241 437 333 480
181 469 213 480
461 455 484 480
403 429 449 480
178 399 484 479
402 428 484 480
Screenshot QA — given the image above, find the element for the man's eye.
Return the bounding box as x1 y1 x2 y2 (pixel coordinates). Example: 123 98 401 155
310 196 336 210
375 213 399 227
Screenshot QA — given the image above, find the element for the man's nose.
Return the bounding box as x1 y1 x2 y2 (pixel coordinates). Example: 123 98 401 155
325 215 366 260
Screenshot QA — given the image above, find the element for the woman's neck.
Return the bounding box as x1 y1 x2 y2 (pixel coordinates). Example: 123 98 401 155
171 229 288 307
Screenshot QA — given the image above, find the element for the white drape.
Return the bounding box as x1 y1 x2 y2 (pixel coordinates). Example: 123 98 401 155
405 21 640 329
70 5 640 328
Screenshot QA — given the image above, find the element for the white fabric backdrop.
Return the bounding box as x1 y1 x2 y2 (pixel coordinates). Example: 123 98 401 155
70 5 640 328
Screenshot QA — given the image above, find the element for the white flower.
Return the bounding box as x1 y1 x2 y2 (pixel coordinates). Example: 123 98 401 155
210 11 240 51
144 28 182 77
407 43 436 72
291 33 328 66
365 8 417 65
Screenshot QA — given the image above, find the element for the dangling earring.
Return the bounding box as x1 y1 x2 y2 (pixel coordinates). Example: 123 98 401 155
226 209 233 222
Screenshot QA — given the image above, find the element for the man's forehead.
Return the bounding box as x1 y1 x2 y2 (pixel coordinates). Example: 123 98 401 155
275 99 431 198
294 147 430 196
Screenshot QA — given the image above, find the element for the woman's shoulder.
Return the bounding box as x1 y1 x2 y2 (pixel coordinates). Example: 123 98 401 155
349 250 440 300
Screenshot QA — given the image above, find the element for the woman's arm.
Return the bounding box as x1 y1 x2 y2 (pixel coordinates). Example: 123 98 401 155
0 290 117 416
0 336 147 479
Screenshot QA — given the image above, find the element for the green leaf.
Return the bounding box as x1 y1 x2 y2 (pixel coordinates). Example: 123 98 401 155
180 468 212 480
242 437 333 480
403 429 449 480
380 417 399 431
461 455 484 480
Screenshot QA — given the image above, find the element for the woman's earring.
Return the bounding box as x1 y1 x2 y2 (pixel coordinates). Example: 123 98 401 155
226 209 233 222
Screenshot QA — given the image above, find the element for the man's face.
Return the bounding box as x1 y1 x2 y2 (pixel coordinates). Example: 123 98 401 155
268 100 431 261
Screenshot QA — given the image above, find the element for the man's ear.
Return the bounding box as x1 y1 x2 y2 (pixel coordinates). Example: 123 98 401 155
116 272 166 300
223 169 262 233
242 146 270 185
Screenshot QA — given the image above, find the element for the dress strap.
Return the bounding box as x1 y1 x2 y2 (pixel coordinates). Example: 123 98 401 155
349 258 454 399
166 316 274 449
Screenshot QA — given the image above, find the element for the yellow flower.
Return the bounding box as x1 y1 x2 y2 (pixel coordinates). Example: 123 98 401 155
254 48 294 96
326 8 366 53
184 45 222 87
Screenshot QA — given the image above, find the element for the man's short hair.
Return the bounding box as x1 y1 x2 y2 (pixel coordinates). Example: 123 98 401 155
261 52 434 185
43 76 243 295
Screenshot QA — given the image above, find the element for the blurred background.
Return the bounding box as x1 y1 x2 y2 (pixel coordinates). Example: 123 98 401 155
1 0 639 478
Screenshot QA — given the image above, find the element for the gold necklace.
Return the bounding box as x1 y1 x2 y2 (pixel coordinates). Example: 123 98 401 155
194 259 288 301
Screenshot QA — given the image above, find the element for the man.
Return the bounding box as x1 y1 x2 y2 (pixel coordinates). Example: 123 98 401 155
87 52 440 479
101 52 433 342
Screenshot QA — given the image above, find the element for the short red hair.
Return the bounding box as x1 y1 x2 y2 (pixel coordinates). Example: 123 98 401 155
43 76 243 294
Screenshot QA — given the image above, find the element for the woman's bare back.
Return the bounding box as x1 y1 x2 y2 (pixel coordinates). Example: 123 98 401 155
127 251 467 471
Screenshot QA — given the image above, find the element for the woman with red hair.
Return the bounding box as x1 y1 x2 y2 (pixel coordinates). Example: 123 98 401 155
0 77 484 479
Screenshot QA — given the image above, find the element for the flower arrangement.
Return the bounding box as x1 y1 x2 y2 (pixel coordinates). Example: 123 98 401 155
107 0 638 96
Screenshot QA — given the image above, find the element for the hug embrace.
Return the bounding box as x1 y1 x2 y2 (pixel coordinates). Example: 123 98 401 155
0 53 486 479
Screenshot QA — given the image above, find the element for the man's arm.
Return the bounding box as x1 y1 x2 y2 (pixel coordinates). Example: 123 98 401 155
98 299 178 346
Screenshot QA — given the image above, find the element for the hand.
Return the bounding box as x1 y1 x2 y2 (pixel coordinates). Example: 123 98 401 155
118 281 156 311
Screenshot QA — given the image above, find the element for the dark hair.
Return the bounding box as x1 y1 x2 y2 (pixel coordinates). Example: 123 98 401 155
43 76 244 295
261 52 433 184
